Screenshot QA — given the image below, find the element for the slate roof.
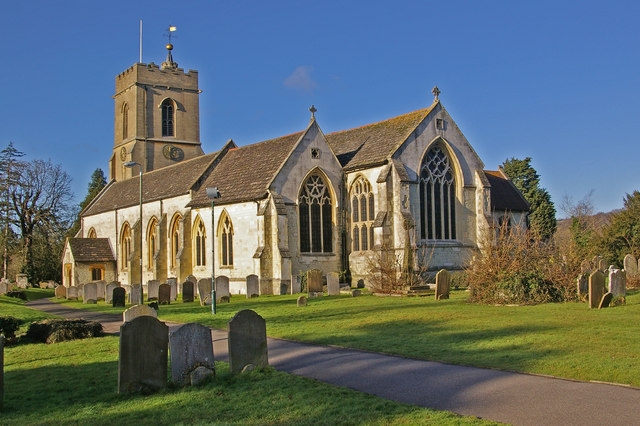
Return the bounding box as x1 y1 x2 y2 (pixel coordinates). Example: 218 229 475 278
68 238 115 262
326 105 435 170
188 131 304 207
484 171 530 212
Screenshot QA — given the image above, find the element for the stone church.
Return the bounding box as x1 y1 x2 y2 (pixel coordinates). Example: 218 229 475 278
62 45 528 293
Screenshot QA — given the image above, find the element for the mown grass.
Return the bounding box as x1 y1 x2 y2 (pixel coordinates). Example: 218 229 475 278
2 299 489 425
1 288 57 333
57 289 640 386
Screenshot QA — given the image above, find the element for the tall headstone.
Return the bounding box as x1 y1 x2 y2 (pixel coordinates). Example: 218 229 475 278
147 280 160 301
609 269 626 297
246 275 259 298
307 269 322 293
169 323 215 385
113 287 126 307
129 284 142 305
215 276 230 302
83 283 98 304
123 304 158 323
580 260 591 274
589 271 605 309
167 278 178 301
94 281 106 301
105 282 118 304
577 275 589 298
55 285 66 299
291 276 301 294
624 254 638 276
66 286 78 300
0 334 4 410
435 269 450 300
327 272 340 296
197 278 212 306
118 316 168 393
158 284 171 305
186 275 197 284
16 274 28 288
182 281 194 303
598 258 607 272
228 310 268 374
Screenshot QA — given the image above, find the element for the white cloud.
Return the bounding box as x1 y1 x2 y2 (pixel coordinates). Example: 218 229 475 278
283 66 317 93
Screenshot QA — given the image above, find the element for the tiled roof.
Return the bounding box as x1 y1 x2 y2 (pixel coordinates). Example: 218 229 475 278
68 238 115 262
326 105 435 170
188 131 304 207
484 171 530 212
82 152 220 216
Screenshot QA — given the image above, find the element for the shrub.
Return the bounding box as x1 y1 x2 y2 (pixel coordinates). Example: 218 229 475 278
7 290 27 300
0 315 21 341
26 319 103 344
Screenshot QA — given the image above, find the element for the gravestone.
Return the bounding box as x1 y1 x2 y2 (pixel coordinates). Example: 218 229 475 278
16 274 28 288
291 276 301 294
197 278 212 306
589 271 605 309
112 287 126 307
123 304 158 323
357 279 365 289
182 281 194 303
219 295 230 303
66 286 78 300
577 275 588 298
351 289 362 297
297 295 307 307
83 283 98 304
599 292 613 309
94 281 106 301
215 276 230 302
609 269 626 297
307 269 322 293
55 285 66 299
327 272 340 296
580 260 591 274
129 284 142 305
246 275 259 298
592 255 601 268
598 258 607 272
624 254 638 276
0 334 4 410
118 316 168 393
0 282 6 295
167 278 178 301
147 280 160 301
158 284 171 305
228 310 268 374
435 269 450 300
105 282 118 304
186 275 197 284
169 323 215 385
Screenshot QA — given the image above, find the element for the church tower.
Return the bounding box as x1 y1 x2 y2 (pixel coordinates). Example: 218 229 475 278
110 43 204 181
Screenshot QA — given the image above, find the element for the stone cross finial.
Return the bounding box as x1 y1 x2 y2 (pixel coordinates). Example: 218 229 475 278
432 85 440 101
309 105 317 120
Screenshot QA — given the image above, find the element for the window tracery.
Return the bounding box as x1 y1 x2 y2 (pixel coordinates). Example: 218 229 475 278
161 99 174 137
299 174 333 253
419 145 456 240
350 176 375 251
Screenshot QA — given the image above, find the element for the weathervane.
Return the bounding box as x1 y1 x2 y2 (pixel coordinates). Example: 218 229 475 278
165 25 177 47
161 25 178 70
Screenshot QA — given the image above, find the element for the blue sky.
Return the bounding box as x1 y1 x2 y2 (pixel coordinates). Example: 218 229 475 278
2 1 638 216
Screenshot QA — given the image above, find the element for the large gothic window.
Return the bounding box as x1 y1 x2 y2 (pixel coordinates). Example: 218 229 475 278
120 223 132 269
218 212 234 266
122 102 129 140
299 174 333 253
193 217 206 267
169 214 182 268
350 176 375 251
147 217 158 267
419 145 456 240
161 98 175 137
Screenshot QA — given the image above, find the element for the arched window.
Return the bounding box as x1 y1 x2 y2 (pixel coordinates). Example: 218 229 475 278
299 173 333 253
87 228 97 238
218 212 234 266
419 145 456 240
169 214 182 269
120 223 132 269
147 217 158 267
350 176 375 251
122 102 129 140
161 98 174 137
193 216 206 267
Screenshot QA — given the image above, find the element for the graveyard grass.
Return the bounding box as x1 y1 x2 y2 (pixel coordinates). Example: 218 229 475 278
57 289 640 387
2 291 489 425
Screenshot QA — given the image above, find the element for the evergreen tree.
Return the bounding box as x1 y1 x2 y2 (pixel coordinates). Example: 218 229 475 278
502 157 557 239
67 168 107 237
599 191 640 266
0 142 25 279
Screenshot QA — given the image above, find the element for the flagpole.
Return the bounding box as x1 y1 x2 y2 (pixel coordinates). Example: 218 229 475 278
139 19 143 63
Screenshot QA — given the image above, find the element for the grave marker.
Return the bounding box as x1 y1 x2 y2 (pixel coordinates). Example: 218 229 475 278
182 281 194 303
105 282 118 304
228 310 268 374
435 269 450 300
215 276 230 302
147 280 160 301
66 286 78 300
129 284 142 305
599 292 613 309
167 278 178 301
609 269 626 297
246 274 259 298
624 254 638 276
577 275 588 298
580 260 591 274
327 272 340 296
0 282 6 295
158 284 171 305
169 323 215 385
95 281 106 301
55 285 66 299
307 269 322 293
598 258 607 272
113 287 126 307
589 271 605 309
123 304 158 323
186 275 197 284
297 295 307 307
83 283 97 304
197 278 212 306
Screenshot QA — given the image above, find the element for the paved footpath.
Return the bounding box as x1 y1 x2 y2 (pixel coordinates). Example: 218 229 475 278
27 298 640 425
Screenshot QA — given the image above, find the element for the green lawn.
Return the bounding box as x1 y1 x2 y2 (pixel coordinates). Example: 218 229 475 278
56 289 640 386
1 289 57 334
2 293 489 425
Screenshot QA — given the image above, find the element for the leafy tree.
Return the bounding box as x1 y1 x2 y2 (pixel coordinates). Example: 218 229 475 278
502 157 557 239
560 192 597 260
0 142 25 279
599 191 640 266
67 168 107 237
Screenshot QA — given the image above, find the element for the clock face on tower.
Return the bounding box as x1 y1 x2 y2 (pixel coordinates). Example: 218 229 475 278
163 144 184 161
120 147 127 161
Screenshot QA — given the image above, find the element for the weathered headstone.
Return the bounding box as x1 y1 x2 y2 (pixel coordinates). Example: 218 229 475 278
167 278 178 301
186 274 197 284
0 334 4 410
577 275 589 298
147 280 160 301
66 286 78 300
16 274 28 288
94 281 106 301
589 271 605 309
297 295 307 307
357 279 365 289
246 274 259 298
123 304 158 323
169 323 215 385
55 285 66 299
580 260 591 274
182 281 194 303
129 284 142 305
0 282 6 295
307 269 322 293
291 276 301 294
197 278 212 306
118 316 168 393
351 289 362 297
609 269 626 297
105 282 118 304
113 287 126 307
599 292 613 309
228 310 268 374
598 258 607 272
624 254 638 276
435 269 450 300
215 276 230 302
83 282 98 304
158 284 171 305
327 272 340 296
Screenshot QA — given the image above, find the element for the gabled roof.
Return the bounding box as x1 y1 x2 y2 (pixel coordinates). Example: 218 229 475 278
484 170 530 212
67 238 115 262
326 104 436 170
